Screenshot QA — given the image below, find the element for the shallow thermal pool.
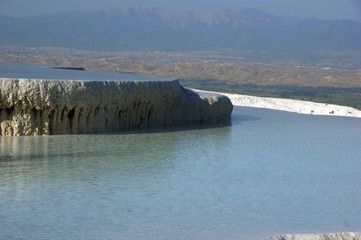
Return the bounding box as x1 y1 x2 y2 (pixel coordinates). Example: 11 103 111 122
1 106 360 240
0 61 168 81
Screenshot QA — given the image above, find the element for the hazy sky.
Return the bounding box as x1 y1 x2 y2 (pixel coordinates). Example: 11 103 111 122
0 0 360 22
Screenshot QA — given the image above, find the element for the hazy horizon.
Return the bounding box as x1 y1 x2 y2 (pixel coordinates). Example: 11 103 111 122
0 0 361 22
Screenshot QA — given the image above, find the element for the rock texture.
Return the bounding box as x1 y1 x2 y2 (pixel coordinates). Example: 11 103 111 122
0 78 232 136
194 90 361 118
269 232 361 240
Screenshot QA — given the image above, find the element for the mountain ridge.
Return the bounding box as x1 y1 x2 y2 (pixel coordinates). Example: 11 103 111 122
85 6 302 28
1 6 360 52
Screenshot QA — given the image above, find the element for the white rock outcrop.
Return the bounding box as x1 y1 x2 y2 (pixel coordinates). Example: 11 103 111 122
0 78 233 136
194 90 361 118
269 232 361 240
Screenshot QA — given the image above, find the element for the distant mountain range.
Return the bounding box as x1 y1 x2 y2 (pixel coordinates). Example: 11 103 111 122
1 6 360 52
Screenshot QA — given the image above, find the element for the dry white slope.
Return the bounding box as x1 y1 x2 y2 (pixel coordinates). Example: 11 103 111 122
269 232 361 240
193 89 361 118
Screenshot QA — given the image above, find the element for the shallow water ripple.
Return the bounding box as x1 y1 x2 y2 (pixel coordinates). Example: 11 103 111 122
1 107 361 240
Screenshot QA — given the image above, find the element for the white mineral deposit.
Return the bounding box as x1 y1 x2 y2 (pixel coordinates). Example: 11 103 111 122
0 78 233 136
269 232 361 240
194 89 361 118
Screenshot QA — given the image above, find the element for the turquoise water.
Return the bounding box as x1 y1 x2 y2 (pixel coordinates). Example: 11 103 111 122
1 107 361 240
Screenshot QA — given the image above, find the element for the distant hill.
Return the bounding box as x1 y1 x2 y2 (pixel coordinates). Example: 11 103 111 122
1 6 360 52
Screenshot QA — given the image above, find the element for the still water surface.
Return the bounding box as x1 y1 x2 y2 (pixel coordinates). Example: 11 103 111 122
0 61 167 81
1 107 361 240
0 62 361 239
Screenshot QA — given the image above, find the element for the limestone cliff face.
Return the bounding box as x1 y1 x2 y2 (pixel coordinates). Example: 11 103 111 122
0 78 232 136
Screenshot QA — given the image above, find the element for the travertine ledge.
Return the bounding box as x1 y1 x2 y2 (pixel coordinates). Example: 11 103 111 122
194 89 361 118
0 78 233 136
269 232 361 240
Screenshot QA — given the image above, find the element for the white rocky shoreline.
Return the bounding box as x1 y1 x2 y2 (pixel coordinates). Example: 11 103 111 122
268 232 361 240
194 89 361 118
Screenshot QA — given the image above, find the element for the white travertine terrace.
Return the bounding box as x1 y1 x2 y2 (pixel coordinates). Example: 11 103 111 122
269 232 361 240
0 78 233 136
194 89 361 118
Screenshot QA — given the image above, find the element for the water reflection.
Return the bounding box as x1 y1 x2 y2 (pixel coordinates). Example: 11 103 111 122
0 123 234 239
231 113 261 125
0 122 233 186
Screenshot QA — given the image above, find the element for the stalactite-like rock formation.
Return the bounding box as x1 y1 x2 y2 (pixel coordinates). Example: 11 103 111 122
0 78 233 136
